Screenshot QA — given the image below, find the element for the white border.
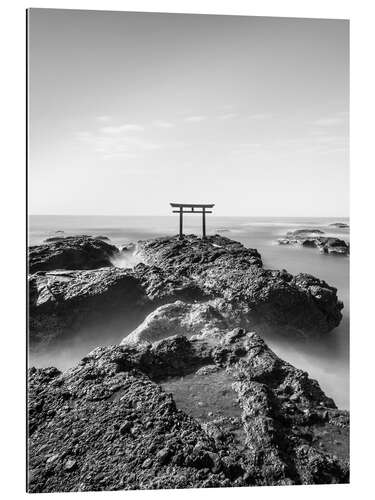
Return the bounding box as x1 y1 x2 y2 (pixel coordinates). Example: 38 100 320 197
1 1 375 499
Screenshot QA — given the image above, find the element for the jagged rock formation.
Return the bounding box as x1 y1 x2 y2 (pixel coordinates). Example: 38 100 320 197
29 236 120 273
28 234 343 349
28 330 349 492
278 230 349 256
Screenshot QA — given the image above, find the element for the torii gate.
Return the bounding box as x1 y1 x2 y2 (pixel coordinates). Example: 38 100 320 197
170 202 215 240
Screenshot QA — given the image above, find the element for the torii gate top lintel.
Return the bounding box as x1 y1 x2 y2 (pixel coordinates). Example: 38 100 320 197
170 203 215 209
170 202 215 239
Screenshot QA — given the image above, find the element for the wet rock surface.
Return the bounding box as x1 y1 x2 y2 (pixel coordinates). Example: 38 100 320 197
29 234 343 349
28 330 349 492
278 230 349 256
29 236 120 273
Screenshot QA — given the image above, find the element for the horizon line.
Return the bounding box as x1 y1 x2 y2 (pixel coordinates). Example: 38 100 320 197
28 213 350 219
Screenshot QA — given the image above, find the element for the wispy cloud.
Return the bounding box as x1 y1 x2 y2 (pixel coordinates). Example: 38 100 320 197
100 124 144 134
102 152 139 160
318 147 348 155
248 113 272 120
273 132 348 156
311 112 348 127
96 115 111 122
152 120 175 128
314 135 345 144
184 115 207 123
312 117 343 127
75 126 161 160
218 113 238 120
231 143 262 156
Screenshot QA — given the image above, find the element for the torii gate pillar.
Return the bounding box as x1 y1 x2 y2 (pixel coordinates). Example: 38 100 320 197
179 206 183 238
202 207 206 239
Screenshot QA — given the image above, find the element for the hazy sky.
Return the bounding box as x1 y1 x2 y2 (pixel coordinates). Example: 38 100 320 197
28 9 349 216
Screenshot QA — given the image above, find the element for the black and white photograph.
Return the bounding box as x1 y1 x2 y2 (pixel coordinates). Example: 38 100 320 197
26 7 350 493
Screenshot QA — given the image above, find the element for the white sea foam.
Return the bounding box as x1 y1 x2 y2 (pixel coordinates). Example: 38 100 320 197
110 246 144 268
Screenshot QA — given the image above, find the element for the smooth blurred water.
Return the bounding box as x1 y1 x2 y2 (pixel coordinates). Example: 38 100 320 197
29 215 349 408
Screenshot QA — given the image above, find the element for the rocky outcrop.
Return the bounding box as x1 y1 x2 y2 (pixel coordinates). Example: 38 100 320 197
278 230 349 256
29 236 120 273
28 329 349 492
136 234 263 269
29 234 343 349
319 238 350 255
287 229 326 237
134 235 343 334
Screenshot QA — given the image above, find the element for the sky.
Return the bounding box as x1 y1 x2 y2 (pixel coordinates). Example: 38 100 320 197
28 9 349 217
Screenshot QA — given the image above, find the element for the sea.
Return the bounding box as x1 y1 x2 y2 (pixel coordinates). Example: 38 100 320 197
29 215 350 409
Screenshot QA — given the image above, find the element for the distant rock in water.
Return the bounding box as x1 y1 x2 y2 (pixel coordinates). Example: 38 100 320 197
28 234 343 349
278 229 349 256
320 238 350 255
329 222 349 229
28 330 349 492
29 235 119 273
287 229 326 237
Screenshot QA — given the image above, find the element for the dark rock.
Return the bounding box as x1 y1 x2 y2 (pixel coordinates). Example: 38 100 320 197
28 330 349 492
119 421 132 435
318 238 350 256
287 229 325 236
329 223 349 229
44 236 65 243
29 236 119 273
95 235 111 241
156 447 172 465
301 239 318 247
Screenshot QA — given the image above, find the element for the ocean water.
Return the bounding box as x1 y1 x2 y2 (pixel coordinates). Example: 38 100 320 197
29 215 349 409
